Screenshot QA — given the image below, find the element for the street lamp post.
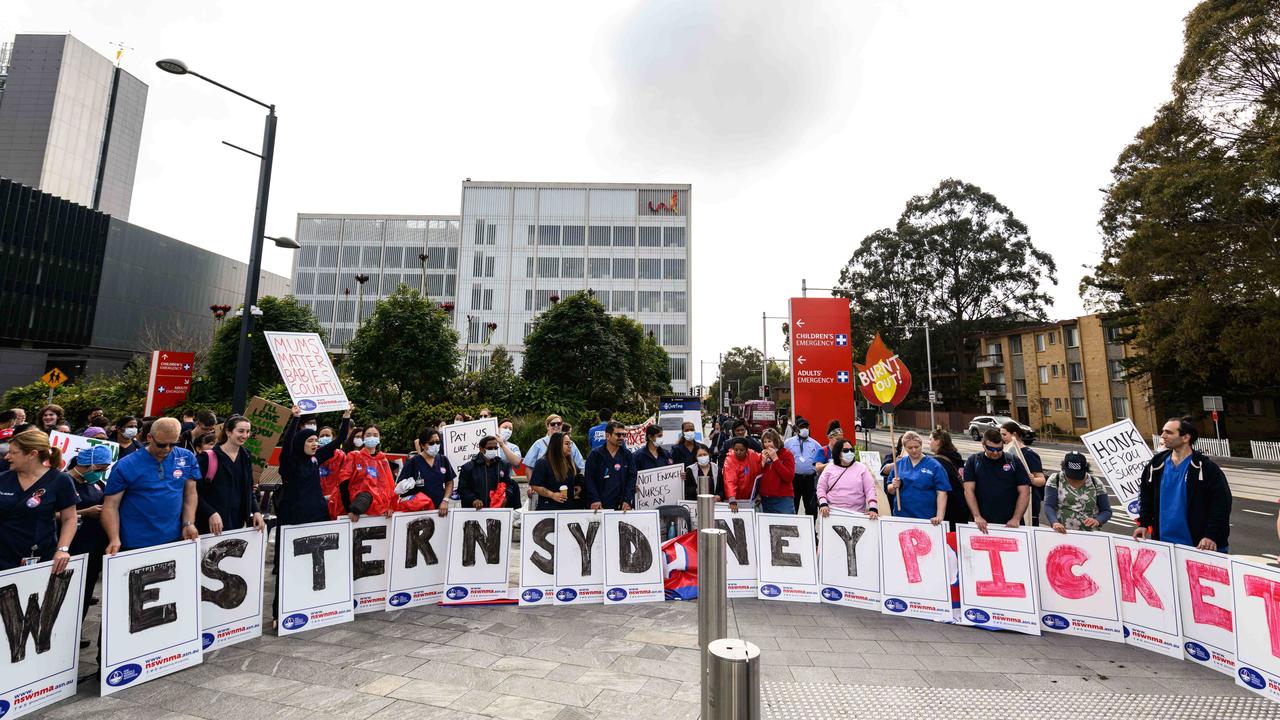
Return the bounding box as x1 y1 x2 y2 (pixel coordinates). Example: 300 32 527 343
157 58 278 414
901 323 937 430
418 253 429 296
354 274 371 328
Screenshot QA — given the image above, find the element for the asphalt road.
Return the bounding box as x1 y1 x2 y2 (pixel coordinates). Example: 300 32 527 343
861 429 1280 562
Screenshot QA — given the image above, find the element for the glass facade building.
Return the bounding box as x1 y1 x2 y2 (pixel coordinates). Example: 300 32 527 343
291 181 693 393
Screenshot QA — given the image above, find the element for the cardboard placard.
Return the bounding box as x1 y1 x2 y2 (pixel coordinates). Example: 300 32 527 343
1112 537 1183 658
603 510 664 604
444 509 512 604
714 507 759 598
101 541 202 695
0 556 86 719
957 525 1040 635
519 511 557 606
444 418 500 471
48 430 119 472
1081 420 1152 519
818 508 881 610
277 520 354 635
878 516 951 622
263 331 350 412
1032 529 1123 642
554 511 605 604
1175 545 1236 677
634 465 684 509
351 517 391 614
1232 559 1280 701
386 511 451 610
243 397 290 481
199 528 265 652
755 513 819 603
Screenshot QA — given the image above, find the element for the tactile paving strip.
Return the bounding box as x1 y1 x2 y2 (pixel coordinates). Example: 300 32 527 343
762 682 1280 719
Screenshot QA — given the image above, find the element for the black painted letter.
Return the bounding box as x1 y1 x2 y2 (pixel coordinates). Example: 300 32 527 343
293 533 340 591
568 521 600 575
714 517 750 565
617 522 653 574
831 525 866 577
768 525 802 568
462 519 502 567
353 525 387 580
530 517 555 575
0 570 74 662
201 538 248 609
129 561 177 633
405 518 437 568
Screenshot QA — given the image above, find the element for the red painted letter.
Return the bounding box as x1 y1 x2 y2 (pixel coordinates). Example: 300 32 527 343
970 535 1026 598
1245 575 1280 658
1115 546 1164 609
898 528 933 584
1046 545 1098 600
1185 560 1233 632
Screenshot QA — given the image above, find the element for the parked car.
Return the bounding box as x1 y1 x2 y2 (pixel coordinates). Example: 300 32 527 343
967 415 1037 445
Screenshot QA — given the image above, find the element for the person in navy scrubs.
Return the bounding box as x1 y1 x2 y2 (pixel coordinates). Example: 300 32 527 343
68 444 112 618
0 429 79 572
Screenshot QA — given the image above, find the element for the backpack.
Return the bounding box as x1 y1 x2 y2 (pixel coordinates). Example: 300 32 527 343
203 449 219 481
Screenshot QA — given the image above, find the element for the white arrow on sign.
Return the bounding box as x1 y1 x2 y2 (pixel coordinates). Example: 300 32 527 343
796 319 806 328
797 356 807 365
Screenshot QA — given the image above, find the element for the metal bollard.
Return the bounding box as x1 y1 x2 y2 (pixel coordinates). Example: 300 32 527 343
696 492 716 530
698 527 728 720
708 638 761 719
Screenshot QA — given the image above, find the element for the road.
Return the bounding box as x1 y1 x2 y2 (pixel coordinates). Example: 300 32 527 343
861 429 1280 562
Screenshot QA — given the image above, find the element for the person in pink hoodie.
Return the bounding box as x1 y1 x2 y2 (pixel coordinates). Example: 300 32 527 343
817 438 879 518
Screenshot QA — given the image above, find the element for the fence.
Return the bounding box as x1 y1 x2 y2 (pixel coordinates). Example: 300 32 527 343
1155 434 1232 457
1251 441 1280 461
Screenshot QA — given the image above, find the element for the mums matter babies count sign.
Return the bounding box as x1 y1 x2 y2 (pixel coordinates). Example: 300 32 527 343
264 332 350 412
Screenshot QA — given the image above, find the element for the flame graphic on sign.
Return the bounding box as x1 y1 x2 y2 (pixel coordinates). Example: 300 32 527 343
854 333 913 407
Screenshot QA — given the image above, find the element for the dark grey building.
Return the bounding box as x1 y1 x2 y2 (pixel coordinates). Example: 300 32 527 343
0 178 290 394
0 33 147 220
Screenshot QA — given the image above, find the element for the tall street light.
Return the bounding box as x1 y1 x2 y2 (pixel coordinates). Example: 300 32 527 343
157 57 277 414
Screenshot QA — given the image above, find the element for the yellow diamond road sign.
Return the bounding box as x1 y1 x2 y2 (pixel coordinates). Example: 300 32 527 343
41 367 68 389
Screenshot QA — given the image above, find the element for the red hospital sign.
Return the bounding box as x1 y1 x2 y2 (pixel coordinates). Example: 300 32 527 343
788 298 856 437
145 350 195 416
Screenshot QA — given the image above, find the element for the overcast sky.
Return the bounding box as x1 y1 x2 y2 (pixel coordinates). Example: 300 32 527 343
9 0 1194 390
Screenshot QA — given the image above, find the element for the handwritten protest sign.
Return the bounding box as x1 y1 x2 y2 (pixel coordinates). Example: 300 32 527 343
555 511 605 604
1113 537 1183 659
603 510 664 604
1032 528 1123 642
755 513 819 603
199 528 265 652
1175 545 1236 677
49 430 119 471
0 556 86 718
386 511 452 611
1081 420 1152 519
244 397 289 481
519 511 557 606
715 506 759 597
879 516 951 622
634 465 684 509
352 517 391 613
957 525 1040 635
444 509 512 604
277 519 354 636
819 508 880 611
1232 559 1280 702
264 331 350 412
444 418 499 470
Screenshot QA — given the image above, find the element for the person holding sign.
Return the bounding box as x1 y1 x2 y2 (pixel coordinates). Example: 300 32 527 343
722 436 762 511
1133 418 1231 552
634 425 674 472
102 417 201 554
69 445 111 620
311 415 353 497
530 431 581 509
459 436 521 509
0 429 79 572
397 427 455 515
195 415 265 535
757 429 796 514
585 421 638 511
785 418 824 519
817 438 878 518
881 431 948 524
670 420 706 470
963 428 1030 533
330 425 397 522
1044 451 1112 532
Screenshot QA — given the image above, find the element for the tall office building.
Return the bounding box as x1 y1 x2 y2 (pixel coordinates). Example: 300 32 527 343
0 33 147 220
291 180 693 394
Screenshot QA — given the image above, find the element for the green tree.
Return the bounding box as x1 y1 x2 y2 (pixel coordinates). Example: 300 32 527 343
344 285 460 417
198 296 326 403
836 179 1058 400
522 292 628 409
1082 1 1280 409
705 346 787 411
612 316 672 405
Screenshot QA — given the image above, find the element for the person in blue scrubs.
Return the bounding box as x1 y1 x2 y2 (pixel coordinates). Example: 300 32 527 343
881 430 949 523
101 417 200 554
589 408 612 451
1135 417 1232 552
0 429 79 572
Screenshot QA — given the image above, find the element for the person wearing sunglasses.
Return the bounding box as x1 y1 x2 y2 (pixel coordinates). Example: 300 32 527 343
963 427 1031 534
102 417 201 555
524 414 586 476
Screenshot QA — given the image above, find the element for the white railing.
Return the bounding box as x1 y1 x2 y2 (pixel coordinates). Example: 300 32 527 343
1251 441 1280 461
1153 435 1232 457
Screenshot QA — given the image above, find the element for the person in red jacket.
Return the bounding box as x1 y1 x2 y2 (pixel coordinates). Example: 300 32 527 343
757 428 796 514
328 425 397 522
722 436 762 511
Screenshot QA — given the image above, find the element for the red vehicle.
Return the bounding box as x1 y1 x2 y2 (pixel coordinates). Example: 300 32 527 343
743 400 778 436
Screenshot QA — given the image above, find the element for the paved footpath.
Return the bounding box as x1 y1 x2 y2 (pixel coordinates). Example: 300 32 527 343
31 581 1280 720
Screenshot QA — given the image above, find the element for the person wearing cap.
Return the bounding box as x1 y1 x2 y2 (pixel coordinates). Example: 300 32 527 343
0 429 79 572
1134 417 1232 551
68 445 112 622
784 417 824 519
1043 452 1112 532
82 426 108 440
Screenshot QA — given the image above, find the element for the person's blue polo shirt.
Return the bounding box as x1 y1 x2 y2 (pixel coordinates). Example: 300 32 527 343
105 446 201 550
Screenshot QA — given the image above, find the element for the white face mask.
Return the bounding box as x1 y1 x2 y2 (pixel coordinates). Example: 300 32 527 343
484 449 500 460
363 437 380 449
500 427 512 440
426 444 440 456
683 431 695 441
317 436 332 447
799 428 810 439
841 451 856 463
696 456 710 467
303 424 317 432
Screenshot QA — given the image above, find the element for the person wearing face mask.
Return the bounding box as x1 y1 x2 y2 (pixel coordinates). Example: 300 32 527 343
282 406 351 498
331 424 397 522
278 405 351 528
817 438 879 519
101 417 201 555
784 418 824 519
68 445 112 625
110 415 144 458
344 426 366 453
496 418 523 472
194 415 264 535
397 427 455 515
670 421 705 470
634 424 673 472
529 431 580 510
684 445 719 501
459 436 520 509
